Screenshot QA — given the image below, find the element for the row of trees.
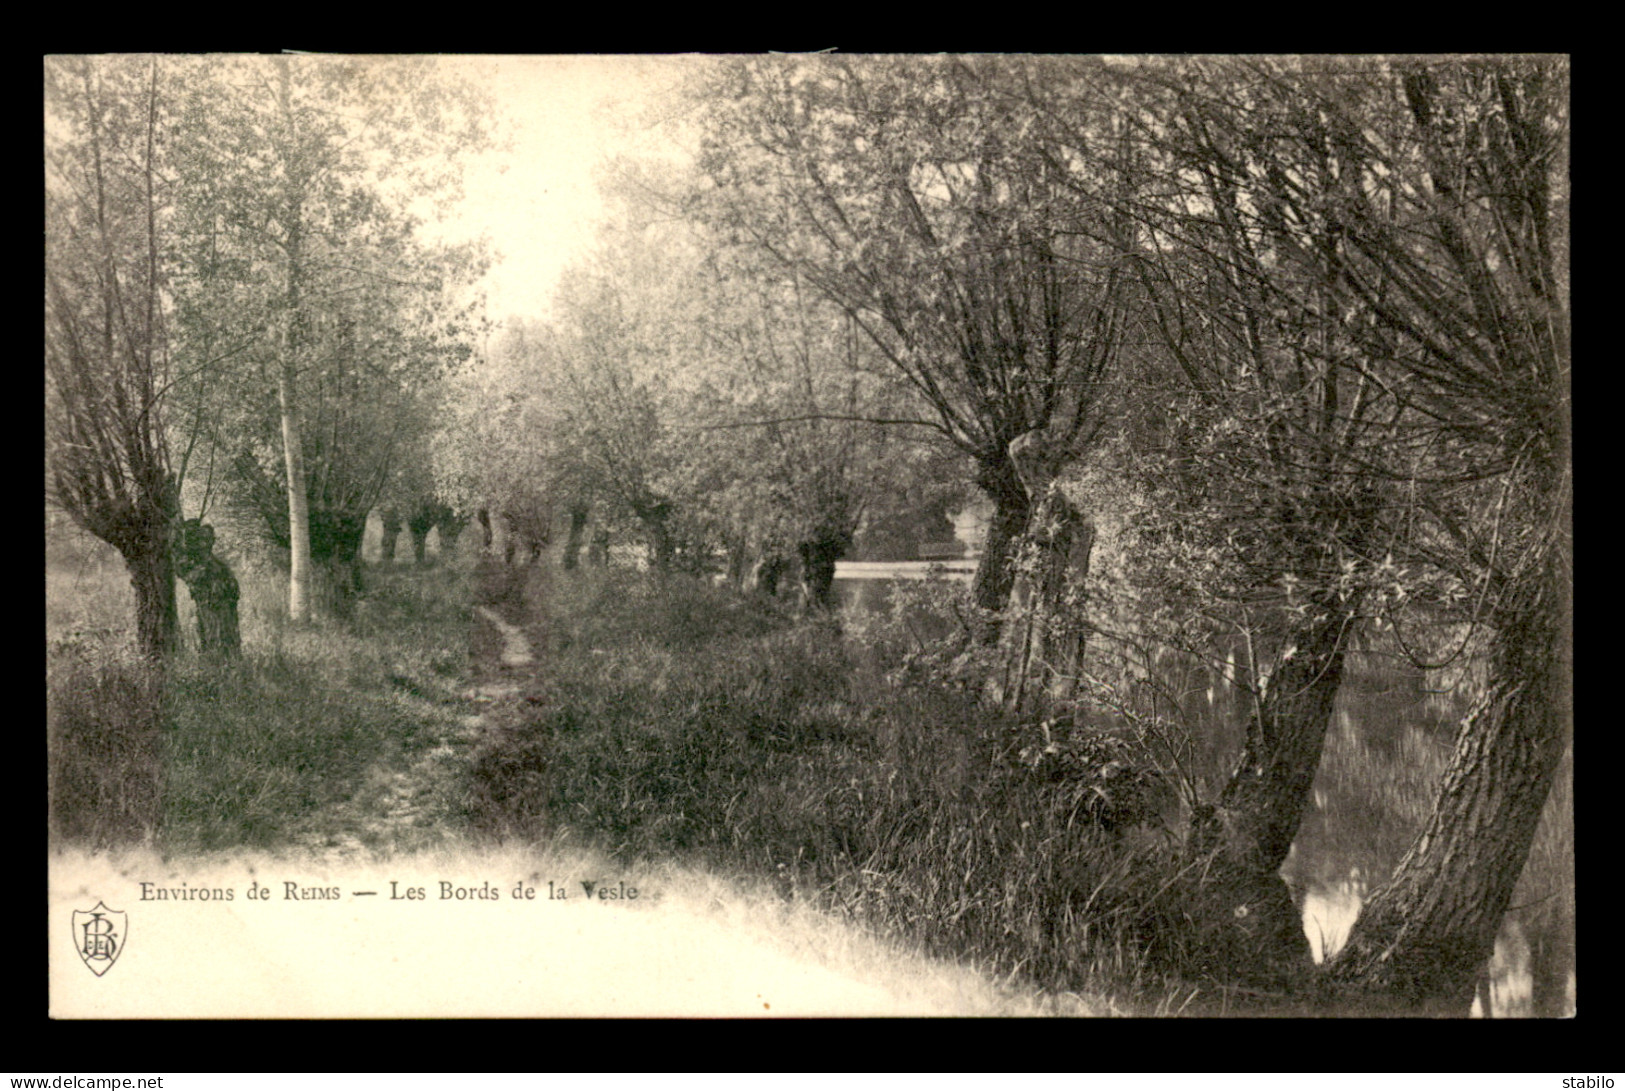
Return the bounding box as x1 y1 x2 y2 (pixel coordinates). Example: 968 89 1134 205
48 53 1567 1010
46 55 489 656
447 54 1566 1010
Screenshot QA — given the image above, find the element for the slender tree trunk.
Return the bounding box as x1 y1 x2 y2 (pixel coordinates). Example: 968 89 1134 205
278 362 312 622
476 507 493 552
726 531 750 590
1529 923 1574 1018
754 553 790 597
277 65 312 625
501 512 518 565
645 517 674 574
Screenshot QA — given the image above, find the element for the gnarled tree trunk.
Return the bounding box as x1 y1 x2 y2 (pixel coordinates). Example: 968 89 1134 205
1175 488 1380 987
969 453 1032 632
994 483 1096 717
173 519 241 657
1327 546 1571 1012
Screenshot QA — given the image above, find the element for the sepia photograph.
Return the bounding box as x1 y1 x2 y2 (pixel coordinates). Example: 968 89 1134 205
46 53 1571 1019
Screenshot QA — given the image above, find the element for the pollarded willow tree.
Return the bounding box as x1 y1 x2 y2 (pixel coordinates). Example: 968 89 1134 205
688 237 917 609
46 56 180 659
1031 56 1421 980
689 55 1137 627
1087 54 1569 1007
546 222 718 576
164 54 490 620
432 316 586 568
1248 55 1571 1010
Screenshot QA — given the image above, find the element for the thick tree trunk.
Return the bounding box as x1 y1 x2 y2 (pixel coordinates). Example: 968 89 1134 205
634 501 674 574
1327 557 1571 1012
1203 599 1358 877
441 511 471 559
797 532 849 612
1168 600 1357 984
379 508 402 564
994 486 1095 717
127 534 178 662
408 506 436 566
563 503 590 571
970 455 1032 634
1154 483 1380 986
310 510 366 618
173 519 241 657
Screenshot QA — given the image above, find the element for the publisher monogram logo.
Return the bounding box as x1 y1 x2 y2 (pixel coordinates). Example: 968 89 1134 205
72 901 126 976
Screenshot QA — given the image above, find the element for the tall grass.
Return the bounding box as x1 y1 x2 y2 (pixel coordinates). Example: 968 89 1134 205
160 566 478 853
468 571 1197 1010
48 640 165 848
48 539 481 855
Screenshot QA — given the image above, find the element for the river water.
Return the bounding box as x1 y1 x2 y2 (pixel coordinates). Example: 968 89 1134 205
833 567 1575 1017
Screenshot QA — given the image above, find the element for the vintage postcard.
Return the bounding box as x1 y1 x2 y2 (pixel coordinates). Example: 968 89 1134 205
47 53 1572 1019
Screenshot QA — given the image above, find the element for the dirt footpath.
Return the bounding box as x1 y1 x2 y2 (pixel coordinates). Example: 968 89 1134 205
185 560 1074 1017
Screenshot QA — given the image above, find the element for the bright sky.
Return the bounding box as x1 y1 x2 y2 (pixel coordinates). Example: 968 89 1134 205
423 55 699 324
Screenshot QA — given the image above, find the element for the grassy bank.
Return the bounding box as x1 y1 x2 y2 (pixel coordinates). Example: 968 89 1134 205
467 570 1191 1011
48 563 481 855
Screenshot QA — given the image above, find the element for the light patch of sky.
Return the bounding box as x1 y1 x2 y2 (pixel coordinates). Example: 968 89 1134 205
417 55 696 326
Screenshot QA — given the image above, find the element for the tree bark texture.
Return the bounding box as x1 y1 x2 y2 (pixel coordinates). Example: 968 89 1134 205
127 534 179 663
995 485 1095 717
1327 557 1571 1011
970 454 1032 634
